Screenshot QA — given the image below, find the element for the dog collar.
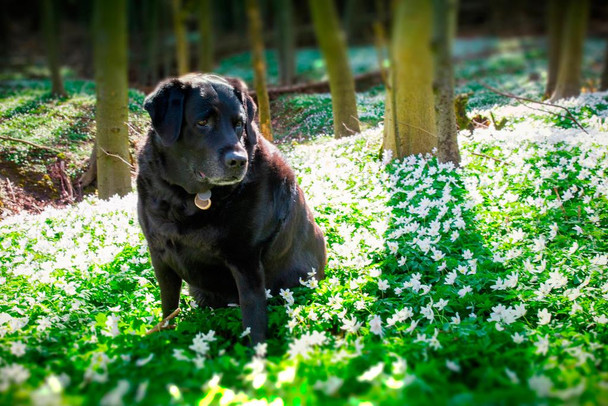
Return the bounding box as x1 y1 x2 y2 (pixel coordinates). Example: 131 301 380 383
194 190 212 210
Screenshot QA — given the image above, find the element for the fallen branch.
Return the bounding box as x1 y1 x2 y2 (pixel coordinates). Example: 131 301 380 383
0 135 62 153
250 71 383 100
469 151 504 164
479 83 588 134
146 308 181 335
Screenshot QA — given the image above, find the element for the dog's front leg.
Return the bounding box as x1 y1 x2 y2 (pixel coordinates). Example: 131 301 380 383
151 257 183 318
228 262 267 344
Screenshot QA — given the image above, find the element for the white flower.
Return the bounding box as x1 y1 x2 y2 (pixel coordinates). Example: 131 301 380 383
102 315 120 337
173 349 189 361
531 236 547 252
341 317 363 334
377 279 390 292
369 315 383 336
313 376 343 396
279 288 294 306
387 241 399 255
10 341 26 357
254 342 267 357
457 285 472 298
445 270 457 285
446 360 460 372
512 332 525 344
357 362 384 382
528 374 553 397
535 335 550 355
537 308 552 326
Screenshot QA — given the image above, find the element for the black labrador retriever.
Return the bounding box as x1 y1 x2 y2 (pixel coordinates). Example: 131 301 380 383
137 73 326 344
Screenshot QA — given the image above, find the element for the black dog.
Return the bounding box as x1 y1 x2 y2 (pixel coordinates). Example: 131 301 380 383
137 73 326 344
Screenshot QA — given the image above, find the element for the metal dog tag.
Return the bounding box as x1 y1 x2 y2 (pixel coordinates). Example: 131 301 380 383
194 190 212 210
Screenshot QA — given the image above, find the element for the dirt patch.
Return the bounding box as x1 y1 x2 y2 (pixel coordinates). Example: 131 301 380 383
0 157 82 218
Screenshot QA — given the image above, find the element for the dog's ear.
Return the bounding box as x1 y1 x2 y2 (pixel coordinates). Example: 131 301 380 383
144 79 185 147
224 77 258 146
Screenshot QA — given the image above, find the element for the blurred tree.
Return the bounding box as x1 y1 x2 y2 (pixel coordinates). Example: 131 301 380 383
93 0 132 199
433 0 460 166
142 0 160 85
344 0 361 43
600 40 608 91
275 0 296 85
172 0 190 75
309 0 360 138
198 0 214 72
549 0 590 101
245 0 273 140
41 0 65 97
383 0 436 158
544 0 566 99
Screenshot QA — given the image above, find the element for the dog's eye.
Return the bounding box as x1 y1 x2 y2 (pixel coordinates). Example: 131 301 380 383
197 119 209 127
235 120 243 129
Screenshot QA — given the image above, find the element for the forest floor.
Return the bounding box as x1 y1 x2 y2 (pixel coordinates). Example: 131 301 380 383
1 37 605 217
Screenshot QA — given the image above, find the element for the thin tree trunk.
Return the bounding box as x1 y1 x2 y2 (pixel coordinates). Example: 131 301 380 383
275 0 296 85
93 0 132 199
198 0 214 72
600 40 608 91
343 0 360 43
171 0 190 76
309 0 360 138
142 0 160 85
391 0 436 158
41 0 66 97
550 0 589 102
544 0 566 99
433 0 460 166
245 0 273 141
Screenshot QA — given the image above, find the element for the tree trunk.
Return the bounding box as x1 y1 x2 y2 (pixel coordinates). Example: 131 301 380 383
275 0 296 86
171 0 190 76
433 0 460 166
309 0 360 138
388 0 436 158
41 0 66 97
93 0 132 200
600 40 608 91
245 0 273 141
544 0 566 99
142 0 160 86
198 0 214 72
550 0 589 102
343 0 360 43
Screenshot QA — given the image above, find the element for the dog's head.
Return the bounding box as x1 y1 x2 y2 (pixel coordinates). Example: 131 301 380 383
143 73 258 194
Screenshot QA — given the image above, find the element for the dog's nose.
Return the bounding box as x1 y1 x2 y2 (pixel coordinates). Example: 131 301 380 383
224 151 247 169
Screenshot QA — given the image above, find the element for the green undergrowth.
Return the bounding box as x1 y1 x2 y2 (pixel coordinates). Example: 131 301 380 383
1 89 607 404
0 80 147 196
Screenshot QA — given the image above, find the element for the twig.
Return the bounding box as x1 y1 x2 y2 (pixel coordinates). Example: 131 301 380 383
58 160 74 201
469 151 504 164
146 308 181 335
5 178 16 202
479 83 588 134
99 147 135 170
0 135 62 153
553 187 568 218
